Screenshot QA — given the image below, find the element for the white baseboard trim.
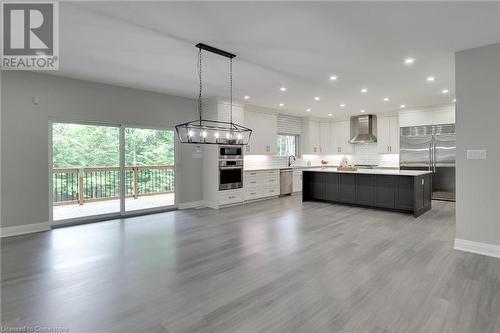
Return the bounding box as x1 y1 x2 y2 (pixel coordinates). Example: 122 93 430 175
454 238 500 259
178 201 205 209
1 222 51 238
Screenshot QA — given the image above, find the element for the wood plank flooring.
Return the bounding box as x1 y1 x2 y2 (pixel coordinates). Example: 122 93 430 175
2 196 500 332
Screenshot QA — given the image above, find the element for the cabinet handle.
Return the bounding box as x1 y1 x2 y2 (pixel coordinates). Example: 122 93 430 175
250 192 256 195
229 196 236 199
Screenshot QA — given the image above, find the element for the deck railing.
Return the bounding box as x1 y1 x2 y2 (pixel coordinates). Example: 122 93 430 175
53 165 175 205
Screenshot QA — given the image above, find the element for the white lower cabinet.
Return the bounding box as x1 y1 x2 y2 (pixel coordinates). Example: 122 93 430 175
219 189 243 206
292 169 303 193
244 188 262 200
244 170 280 201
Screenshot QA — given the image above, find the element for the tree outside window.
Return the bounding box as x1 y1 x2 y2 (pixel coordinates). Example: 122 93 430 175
277 134 298 156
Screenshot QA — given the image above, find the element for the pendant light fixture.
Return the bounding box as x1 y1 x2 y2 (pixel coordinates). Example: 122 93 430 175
175 43 252 145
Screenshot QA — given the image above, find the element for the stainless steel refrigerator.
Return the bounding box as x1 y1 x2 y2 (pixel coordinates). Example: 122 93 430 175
400 124 456 201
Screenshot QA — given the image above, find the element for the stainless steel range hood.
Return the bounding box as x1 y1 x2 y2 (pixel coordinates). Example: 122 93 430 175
350 115 377 144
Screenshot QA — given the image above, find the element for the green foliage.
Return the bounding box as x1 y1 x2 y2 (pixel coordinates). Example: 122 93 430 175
52 123 120 168
52 123 174 168
277 134 298 156
124 128 174 166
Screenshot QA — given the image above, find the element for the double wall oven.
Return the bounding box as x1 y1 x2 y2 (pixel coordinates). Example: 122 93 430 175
219 146 243 190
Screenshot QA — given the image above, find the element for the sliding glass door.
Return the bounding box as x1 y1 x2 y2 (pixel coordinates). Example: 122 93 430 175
124 127 175 212
52 122 121 221
51 122 175 223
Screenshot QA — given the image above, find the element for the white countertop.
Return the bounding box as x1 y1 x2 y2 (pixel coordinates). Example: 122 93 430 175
244 165 338 171
244 165 400 172
304 167 432 176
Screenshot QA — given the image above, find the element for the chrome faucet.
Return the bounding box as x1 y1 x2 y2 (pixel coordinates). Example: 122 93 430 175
288 155 296 167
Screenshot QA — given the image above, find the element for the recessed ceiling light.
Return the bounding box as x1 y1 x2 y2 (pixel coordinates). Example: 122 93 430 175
441 89 449 94
404 58 415 65
328 113 333 117
383 97 390 102
243 95 250 100
279 103 284 107
280 87 287 92
360 109 365 113
314 96 320 101
453 98 457 103
340 104 346 108
400 104 406 108
306 108 311 112
361 88 368 93
329 75 337 81
427 76 435 82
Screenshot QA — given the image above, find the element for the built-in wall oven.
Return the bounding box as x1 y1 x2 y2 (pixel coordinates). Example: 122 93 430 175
219 159 243 190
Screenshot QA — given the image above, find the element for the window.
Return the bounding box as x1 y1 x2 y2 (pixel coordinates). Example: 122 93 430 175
277 134 298 156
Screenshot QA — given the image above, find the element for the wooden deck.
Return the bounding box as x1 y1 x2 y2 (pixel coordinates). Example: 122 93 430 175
53 193 175 220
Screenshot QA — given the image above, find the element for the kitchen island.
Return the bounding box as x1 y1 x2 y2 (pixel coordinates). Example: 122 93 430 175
302 168 432 217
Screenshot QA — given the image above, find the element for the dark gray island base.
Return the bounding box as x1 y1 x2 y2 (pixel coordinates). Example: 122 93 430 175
302 169 432 217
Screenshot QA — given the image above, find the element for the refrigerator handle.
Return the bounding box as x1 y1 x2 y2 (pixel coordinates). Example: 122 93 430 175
433 140 437 173
428 142 432 171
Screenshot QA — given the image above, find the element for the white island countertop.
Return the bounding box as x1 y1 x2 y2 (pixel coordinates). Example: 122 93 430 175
304 168 432 176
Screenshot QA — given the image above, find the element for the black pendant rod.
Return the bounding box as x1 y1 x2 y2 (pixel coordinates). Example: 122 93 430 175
195 43 236 59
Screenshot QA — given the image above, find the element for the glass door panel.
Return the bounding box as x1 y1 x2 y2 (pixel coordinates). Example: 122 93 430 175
124 127 175 212
52 123 120 221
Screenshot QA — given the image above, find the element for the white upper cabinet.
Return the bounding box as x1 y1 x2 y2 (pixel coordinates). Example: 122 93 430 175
217 101 244 125
331 120 353 154
377 116 399 154
399 105 455 127
244 110 277 155
203 100 245 125
432 108 455 125
301 119 321 154
319 122 332 154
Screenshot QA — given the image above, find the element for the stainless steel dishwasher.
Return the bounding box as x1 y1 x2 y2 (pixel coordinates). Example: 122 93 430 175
280 168 293 196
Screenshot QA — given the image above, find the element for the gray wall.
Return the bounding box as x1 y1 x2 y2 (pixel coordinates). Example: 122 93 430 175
1 71 203 228
455 43 500 245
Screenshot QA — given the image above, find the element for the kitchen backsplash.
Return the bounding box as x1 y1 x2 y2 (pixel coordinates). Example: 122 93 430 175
245 143 399 169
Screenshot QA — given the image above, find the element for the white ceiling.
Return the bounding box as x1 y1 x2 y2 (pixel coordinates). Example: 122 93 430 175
55 1 500 118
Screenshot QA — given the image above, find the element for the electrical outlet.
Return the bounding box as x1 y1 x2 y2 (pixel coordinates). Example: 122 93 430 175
467 149 487 160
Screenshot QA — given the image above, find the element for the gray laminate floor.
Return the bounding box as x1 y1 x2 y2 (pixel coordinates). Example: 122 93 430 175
2 197 500 332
